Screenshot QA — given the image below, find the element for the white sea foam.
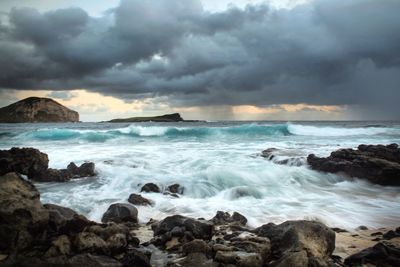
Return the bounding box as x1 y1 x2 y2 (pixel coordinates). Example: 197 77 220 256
2 121 400 230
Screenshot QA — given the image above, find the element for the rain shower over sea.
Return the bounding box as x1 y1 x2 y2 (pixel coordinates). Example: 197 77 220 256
1 121 399 229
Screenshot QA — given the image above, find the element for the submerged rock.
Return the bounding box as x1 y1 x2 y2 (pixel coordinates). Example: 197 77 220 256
128 193 152 206
308 143 400 186
102 203 138 224
168 183 184 194
67 162 96 178
141 183 161 193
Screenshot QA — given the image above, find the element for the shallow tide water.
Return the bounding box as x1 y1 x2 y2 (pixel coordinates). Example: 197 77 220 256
1 121 399 229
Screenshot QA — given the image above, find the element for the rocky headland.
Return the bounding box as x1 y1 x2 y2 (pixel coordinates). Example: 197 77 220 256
108 113 184 123
0 97 79 123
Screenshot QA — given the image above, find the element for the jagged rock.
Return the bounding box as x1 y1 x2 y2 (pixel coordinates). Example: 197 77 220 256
0 97 79 123
141 183 161 193
0 172 49 251
211 211 247 226
168 184 183 194
345 241 400 267
0 147 49 178
255 220 335 267
101 203 138 224
44 235 71 258
67 162 96 178
383 228 400 240
175 252 218 267
128 193 152 206
122 249 151 267
308 143 400 186
75 232 107 253
214 251 263 267
69 253 123 267
182 239 210 255
37 168 72 182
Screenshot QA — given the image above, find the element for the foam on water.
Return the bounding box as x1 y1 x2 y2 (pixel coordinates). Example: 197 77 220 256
2 121 400 230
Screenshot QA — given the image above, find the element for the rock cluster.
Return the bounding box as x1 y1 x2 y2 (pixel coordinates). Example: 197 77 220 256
0 147 95 182
1 171 399 266
307 143 400 186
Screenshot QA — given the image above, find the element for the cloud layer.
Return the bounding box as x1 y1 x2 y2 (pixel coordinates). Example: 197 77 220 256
0 0 399 118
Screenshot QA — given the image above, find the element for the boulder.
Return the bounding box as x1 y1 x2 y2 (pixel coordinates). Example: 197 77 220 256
154 215 213 241
211 211 247 226
101 203 138 224
69 253 123 267
141 183 161 193
122 249 151 267
255 220 335 267
214 251 263 267
67 162 96 178
0 172 49 251
0 147 48 178
176 252 218 267
75 232 107 253
345 241 400 267
182 239 210 255
128 193 152 206
307 143 400 186
36 168 72 182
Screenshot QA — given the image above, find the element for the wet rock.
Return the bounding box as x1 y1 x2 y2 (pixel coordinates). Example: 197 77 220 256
261 148 278 160
36 168 72 182
141 183 161 193
70 253 123 267
215 251 263 267
307 143 400 186
0 147 48 178
345 241 400 267
356 225 368 230
211 211 247 226
182 239 210 255
0 172 49 252
176 252 218 267
67 162 96 178
106 233 127 254
255 220 335 266
122 249 151 267
128 193 152 206
168 183 183 194
331 227 348 233
383 228 400 240
102 203 138 224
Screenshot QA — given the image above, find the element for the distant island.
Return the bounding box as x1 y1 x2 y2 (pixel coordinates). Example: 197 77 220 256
0 97 79 123
108 113 184 122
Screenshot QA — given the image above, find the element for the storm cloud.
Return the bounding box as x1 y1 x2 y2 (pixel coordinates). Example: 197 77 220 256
0 0 399 117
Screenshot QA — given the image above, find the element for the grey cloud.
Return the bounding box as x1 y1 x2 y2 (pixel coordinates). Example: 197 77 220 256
0 0 399 118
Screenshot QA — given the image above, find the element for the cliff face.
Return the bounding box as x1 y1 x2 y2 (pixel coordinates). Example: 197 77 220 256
0 97 79 123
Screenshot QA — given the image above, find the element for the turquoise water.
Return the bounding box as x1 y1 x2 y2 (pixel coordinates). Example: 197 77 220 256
1 121 399 229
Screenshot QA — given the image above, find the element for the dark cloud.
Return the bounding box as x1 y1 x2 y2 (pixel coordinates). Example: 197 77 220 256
0 0 399 118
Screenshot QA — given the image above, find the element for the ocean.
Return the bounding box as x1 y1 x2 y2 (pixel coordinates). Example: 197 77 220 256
1 121 399 229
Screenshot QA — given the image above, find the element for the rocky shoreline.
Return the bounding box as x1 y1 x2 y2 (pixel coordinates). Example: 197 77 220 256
1 144 399 266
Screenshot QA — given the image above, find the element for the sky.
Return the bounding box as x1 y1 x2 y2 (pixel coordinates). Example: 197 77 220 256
0 0 399 121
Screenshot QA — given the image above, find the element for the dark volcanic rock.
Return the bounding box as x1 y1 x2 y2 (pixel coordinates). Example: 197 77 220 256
152 215 214 248
255 220 335 266
0 172 49 252
345 241 400 267
211 211 247 226
67 162 96 178
307 143 400 186
141 183 161 193
0 97 79 123
0 147 49 178
101 203 138 224
128 193 152 206
36 168 72 182
168 183 183 194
